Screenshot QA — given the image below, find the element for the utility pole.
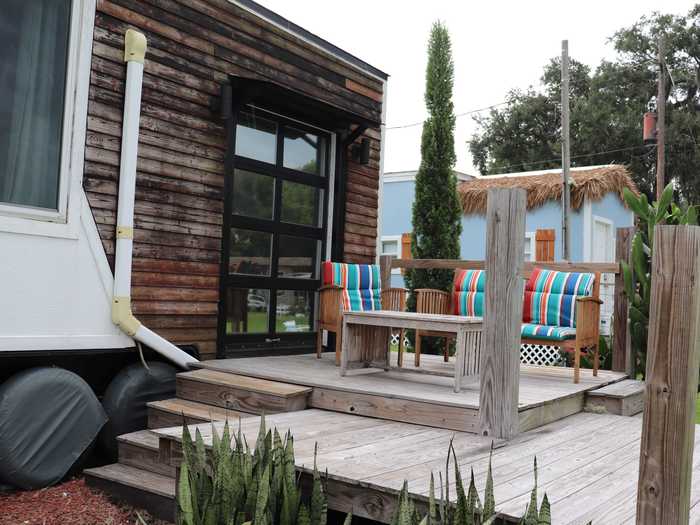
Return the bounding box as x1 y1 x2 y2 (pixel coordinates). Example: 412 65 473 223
561 40 571 260
656 35 666 200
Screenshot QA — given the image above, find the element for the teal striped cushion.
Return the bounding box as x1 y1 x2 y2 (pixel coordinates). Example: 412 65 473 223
521 323 576 341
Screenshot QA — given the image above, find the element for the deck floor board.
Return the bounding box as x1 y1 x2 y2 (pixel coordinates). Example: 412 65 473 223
153 409 700 524
194 353 626 410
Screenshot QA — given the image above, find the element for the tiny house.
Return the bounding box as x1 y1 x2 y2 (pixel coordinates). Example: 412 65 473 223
0 0 386 487
380 165 637 332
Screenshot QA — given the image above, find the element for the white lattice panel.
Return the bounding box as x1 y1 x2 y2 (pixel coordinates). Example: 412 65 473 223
520 343 563 366
390 330 411 348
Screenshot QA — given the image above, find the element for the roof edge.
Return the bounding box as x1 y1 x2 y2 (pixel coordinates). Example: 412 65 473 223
230 0 389 81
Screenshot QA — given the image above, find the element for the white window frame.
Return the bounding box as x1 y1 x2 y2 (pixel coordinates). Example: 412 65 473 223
0 0 95 239
380 235 401 274
524 231 536 261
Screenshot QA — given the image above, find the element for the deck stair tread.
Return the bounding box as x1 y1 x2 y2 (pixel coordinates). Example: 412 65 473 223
587 379 644 398
585 379 644 416
84 463 175 499
148 397 252 422
117 429 159 450
179 369 312 397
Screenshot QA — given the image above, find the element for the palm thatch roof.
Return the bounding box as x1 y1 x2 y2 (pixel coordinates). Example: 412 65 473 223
457 165 639 215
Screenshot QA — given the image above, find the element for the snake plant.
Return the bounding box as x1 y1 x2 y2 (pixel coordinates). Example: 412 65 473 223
176 416 328 525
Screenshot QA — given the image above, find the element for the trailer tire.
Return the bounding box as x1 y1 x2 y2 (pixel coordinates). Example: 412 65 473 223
98 362 176 460
0 367 107 489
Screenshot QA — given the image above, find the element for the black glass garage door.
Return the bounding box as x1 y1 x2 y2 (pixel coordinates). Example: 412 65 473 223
220 107 330 354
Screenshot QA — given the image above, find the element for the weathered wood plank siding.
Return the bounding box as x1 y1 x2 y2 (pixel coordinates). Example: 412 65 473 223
85 0 384 359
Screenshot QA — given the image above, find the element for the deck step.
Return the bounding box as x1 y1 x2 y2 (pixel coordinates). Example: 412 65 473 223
176 369 312 414
84 463 175 522
117 430 175 478
585 379 644 416
147 397 254 429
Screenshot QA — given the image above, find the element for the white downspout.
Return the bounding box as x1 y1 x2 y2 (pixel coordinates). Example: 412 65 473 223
112 29 198 369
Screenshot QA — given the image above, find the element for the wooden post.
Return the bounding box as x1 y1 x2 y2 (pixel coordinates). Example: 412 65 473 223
613 227 634 374
535 229 555 262
479 188 526 440
561 40 571 260
379 255 394 292
401 233 411 274
636 225 700 524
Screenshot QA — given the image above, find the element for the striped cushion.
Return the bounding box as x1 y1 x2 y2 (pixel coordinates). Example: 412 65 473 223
523 268 595 328
321 261 381 312
452 269 485 317
521 323 576 341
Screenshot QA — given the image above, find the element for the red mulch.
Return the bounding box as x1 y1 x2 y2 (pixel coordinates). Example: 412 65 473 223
0 478 168 525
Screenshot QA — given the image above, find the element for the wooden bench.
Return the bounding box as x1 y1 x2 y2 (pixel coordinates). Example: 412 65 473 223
340 310 482 392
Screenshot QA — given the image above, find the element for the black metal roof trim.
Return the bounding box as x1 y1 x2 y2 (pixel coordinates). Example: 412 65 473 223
233 0 389 81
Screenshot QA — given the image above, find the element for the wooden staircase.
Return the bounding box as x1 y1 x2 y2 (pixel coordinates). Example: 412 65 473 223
585 379 645 416
84 369 312 521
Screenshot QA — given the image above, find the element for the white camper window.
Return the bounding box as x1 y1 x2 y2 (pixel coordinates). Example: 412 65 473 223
0 0 75 223
524 232 536 261
381 235 401 274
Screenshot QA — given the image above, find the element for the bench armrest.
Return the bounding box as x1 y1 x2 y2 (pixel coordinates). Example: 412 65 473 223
575 295 601 345
319 284 344 291
576 296 603 305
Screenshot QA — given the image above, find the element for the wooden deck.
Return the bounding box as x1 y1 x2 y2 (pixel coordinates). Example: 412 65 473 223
194 353 626 433
153 408 700 524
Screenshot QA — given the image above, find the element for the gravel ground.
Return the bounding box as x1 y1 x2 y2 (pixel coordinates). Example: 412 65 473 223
0 478 172 525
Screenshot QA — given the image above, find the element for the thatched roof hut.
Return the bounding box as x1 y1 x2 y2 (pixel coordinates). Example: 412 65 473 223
457 165 639 215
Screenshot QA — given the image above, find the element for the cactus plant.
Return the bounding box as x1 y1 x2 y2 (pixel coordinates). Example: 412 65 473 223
621 184 697 378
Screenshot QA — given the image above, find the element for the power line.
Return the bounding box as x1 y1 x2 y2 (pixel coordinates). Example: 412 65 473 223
481 144 657 175
385 102 508 130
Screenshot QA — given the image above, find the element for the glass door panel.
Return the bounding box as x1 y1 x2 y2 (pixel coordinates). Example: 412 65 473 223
221 107 329 355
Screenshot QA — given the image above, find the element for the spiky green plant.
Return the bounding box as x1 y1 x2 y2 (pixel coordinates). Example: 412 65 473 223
176 416 329 525
621 184 697 378
391 444 559 525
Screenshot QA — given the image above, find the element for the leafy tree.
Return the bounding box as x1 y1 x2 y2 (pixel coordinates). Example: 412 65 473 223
469 5 700 203
405 22 462 319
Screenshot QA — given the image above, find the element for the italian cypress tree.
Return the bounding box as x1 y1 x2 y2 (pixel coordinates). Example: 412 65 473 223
405 22 462 317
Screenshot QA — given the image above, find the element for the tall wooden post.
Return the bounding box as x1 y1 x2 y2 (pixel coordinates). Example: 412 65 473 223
379 255 394 292
612 227 634 374
636 225 700 524
479 188 526 440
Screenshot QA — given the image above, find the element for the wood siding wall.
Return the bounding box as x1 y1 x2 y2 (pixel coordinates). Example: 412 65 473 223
85 0 384 359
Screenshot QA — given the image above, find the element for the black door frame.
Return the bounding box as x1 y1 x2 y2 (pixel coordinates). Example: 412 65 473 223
217 104 332 357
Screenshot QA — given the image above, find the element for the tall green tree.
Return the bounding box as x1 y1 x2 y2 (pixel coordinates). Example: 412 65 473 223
405 22 462 315
469 5 700 203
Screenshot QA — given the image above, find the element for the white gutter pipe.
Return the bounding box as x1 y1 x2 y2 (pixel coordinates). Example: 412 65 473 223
112 30 198 369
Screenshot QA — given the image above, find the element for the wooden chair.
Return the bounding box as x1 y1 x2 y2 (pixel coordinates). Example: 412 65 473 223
413 288 452 367
316 261 401 366
521 271 602 383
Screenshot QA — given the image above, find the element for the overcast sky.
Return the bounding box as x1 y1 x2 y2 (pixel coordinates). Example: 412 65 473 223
258 0 694 174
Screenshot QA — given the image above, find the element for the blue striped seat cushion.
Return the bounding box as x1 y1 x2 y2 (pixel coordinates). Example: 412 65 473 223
521 323 576 341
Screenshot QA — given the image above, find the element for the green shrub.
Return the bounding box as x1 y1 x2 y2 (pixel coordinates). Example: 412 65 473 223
621 184 697 378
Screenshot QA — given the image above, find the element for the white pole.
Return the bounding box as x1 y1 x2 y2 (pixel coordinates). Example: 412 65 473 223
561 40 571 261
112 29 197 369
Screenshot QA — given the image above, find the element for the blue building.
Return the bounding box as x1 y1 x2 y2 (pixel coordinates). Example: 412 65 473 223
380 165 637 333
